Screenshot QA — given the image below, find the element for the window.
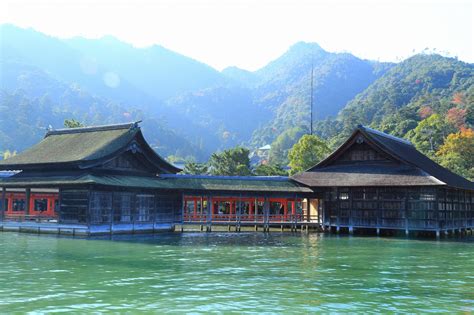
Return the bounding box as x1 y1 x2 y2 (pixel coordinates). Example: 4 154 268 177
339 192 349 200
90 192 112 223
136 194 154 222
34 199 48 212
118 193 133 222
13 199 25 211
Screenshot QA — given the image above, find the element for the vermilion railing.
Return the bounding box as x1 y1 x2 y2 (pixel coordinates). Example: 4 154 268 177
182 213 314 223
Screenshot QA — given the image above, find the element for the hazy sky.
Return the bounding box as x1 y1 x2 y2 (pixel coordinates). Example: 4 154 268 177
1 0 472 71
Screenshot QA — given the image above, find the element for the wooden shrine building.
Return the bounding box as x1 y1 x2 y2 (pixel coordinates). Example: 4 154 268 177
292 125 474 236
0 122 473 237
0 122 312 235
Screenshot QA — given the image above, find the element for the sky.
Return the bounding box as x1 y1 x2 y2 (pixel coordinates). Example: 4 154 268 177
1 0 472 71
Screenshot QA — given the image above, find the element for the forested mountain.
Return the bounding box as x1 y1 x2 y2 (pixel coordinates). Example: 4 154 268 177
1 24 472 178
0 66 202 157
315 54 474 145
249 45 392 147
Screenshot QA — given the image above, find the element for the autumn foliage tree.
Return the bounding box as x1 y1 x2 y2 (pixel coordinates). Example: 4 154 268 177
446 107 467 129
418 106 433 119
436 128 474 180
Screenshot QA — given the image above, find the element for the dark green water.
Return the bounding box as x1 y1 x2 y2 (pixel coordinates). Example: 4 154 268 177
0 232 473 313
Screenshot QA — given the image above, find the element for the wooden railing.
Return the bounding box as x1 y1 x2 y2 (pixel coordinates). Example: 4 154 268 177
2 214 59 223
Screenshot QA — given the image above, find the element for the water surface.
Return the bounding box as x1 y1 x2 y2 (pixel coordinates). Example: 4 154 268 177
0 232 473 313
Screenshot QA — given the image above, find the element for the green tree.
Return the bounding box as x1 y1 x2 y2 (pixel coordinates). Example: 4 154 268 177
208 146 252 176
269 126 306 165
406 114 456 155
64 119 84 128
288 135 331 175
253 164 288 176
182 162 208 175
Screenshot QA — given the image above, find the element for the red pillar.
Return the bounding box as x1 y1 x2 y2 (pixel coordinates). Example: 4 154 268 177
284 200 288 221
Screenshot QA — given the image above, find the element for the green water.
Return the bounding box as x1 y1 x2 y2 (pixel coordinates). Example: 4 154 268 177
0 232 473 313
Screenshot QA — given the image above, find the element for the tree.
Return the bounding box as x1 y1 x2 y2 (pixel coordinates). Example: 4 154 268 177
446 107 467 129
418 106 433 119
253 164 288 176
208 146 252 176
182 162 208 175
406 114 456 155
288 134 331 175
269 126 306 165
64 119 84 128
436 128 474 180
2 149 17 160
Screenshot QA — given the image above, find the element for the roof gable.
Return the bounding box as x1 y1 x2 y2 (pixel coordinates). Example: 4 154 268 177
294 125 474 190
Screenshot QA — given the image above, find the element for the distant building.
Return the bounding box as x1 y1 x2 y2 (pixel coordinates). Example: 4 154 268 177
250 144 271 166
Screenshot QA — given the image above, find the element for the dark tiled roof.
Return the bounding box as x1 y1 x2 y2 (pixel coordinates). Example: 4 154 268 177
293 163 443 187
0 173 312 193
293 126 474 191
0 122 180 174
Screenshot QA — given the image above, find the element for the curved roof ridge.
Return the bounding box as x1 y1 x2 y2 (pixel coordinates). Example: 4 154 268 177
46 121 140 137
358 125 412 145
161 174 290 181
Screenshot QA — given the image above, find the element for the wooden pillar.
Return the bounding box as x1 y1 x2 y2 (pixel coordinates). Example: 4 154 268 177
335 188 339 231
200 196 204 218
206 195 212 230
254 198 258 222
0 187 5 221
264 197 269 226
182 196 186 222
435 188 440 236
249 200 254 220
25 188 31 216
283 200 288 221
193 198 197 220
404 188 409 235
307 198 311 222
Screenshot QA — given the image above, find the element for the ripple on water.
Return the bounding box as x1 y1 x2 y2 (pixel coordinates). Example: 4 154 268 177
0 232 473 313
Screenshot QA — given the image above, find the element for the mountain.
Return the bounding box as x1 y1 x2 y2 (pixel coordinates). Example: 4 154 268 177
2 24 471 169
249 42 393 147
0 24 156 108
317 54 474 145
0 65 202 158
65 36 225 101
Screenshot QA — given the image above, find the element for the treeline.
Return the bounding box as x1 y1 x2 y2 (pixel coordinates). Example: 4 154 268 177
181 134 331 177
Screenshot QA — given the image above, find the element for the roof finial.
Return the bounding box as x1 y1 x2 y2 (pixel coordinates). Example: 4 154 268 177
132 120 142 130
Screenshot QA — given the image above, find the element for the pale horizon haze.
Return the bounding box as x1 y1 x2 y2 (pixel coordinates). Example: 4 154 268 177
1 0 473 71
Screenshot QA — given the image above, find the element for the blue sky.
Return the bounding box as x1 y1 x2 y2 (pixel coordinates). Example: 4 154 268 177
1 0 472 70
